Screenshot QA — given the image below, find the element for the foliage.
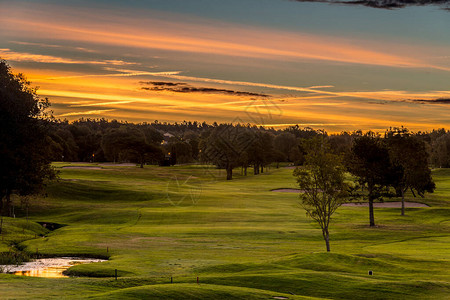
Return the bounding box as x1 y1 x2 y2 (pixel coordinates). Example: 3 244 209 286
294 138 348 251
101 126 163 167
345 132 395 226
385 127 435 215
0 60 56 216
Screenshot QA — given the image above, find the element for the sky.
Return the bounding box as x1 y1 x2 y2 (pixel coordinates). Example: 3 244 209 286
1 0 449 132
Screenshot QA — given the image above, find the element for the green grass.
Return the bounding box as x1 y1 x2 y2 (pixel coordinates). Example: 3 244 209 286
0 164 448 299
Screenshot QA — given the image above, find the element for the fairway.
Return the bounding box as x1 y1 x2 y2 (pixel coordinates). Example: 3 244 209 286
0 164 449 299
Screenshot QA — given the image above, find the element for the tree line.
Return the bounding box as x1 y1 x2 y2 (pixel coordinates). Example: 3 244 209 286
1 59 448 219
45 119 450 176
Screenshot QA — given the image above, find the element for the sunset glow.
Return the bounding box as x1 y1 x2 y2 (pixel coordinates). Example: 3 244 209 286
1 0 449 132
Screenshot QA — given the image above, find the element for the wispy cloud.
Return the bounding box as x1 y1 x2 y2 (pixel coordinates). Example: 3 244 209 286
10 41 98 53
140 72 450 102
45 69 181 80
59 109 116 117
0 49 137 66
2 5 448 71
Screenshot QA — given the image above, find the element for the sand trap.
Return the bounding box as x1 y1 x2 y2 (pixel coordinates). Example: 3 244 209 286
271 188 302 193
4 257 106 278
99 163 136 167
62 166 102 170
342 202 429 208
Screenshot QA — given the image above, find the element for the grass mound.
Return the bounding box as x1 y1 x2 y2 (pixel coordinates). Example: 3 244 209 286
86 283 317 300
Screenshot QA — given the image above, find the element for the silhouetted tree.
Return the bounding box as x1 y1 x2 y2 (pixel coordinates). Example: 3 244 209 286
203 124 243 180
346 133 394 227
101 127 162 167
385 127 435 215
0 60 56 216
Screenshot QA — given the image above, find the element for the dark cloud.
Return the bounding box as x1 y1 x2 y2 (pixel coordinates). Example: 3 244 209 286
140 81 269 97
146 81 186 87
292 0 450 10
413 98 450 104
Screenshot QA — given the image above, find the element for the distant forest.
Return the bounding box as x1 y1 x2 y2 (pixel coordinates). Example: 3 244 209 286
46 118 450 169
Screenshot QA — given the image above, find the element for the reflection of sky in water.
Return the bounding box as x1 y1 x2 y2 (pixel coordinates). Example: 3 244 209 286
14 266 70 278
8 258 105 278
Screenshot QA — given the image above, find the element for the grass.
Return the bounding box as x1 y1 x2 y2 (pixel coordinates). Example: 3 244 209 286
0 164 448 299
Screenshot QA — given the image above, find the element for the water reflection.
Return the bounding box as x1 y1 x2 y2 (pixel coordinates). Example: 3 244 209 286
7 257 106 278
14 266 70 278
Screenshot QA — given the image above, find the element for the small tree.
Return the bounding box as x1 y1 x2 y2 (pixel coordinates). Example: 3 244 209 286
293 138 348 252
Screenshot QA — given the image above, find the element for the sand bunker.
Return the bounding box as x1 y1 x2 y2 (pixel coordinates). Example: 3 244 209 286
5 257 106 278
342 202 429 208
271 188 302 193
62 166 102 170
99 163 136 167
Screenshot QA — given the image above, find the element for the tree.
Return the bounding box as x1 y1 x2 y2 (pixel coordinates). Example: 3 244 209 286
293 138 348 252
346 133 394 227
385 128 435 215
0 59 56 216
202 124 244 180
274 132 296 161
101 126 162 167
431 132 450 168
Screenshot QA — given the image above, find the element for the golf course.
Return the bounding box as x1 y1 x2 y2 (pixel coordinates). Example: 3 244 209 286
0 163 448 299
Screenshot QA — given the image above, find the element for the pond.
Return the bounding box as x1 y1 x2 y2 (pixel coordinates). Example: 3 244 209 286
4 257 106 278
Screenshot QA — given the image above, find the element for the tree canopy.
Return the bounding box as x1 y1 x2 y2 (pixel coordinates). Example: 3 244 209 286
0 60 56 216
294 137 348 252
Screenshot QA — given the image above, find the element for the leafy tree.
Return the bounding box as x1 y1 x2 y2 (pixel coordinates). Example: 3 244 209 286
203 124 243 180
274 132 297 161
346 133 394 227
101 127 162 167
293 138 348 252
385 128 435 215
0 60 56 216
431 132 450 168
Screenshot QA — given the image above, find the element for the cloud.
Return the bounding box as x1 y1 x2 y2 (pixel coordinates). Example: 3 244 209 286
3 5 448 71
0 49 137 66
292 0 450 10
140 81 270 97
413 98 450 104
58 109 116 117
10 41 98 53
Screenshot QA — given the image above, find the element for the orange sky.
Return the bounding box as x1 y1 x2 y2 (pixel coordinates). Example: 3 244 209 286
1 1 449 132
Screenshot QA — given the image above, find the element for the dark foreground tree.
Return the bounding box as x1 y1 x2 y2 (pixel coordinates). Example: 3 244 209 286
385 128 435 215
0 60 56 216
294 138 348 252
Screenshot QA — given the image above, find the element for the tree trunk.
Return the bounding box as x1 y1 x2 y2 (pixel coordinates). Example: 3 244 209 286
244 166 247 176
226 165 233 180
276 162 279 168
401 189 405 216
369 196 375 227
5 192 13 218
254 164 258 175
323 229 330 252
260 165 264 174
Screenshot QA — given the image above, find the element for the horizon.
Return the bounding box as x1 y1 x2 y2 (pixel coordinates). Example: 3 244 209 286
1 0 449 133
